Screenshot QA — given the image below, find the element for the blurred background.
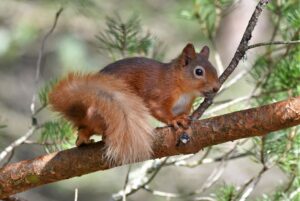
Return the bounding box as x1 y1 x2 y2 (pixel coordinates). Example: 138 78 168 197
0 0 299 201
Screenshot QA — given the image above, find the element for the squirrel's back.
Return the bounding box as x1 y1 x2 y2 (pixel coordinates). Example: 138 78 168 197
48 73 154 165
101 57 165 74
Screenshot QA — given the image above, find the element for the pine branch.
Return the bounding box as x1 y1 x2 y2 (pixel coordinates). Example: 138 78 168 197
0 96 300 199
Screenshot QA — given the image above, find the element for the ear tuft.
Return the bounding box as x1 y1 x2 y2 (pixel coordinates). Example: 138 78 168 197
179 43 196 67
199 46 210 59
183 43 196 59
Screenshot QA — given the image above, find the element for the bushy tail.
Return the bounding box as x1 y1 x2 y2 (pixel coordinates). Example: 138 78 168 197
48 73 154 165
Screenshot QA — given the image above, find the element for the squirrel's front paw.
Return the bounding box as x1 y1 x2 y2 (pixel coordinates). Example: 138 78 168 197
76 128 95 147
76 135 94 147
168 114 191 130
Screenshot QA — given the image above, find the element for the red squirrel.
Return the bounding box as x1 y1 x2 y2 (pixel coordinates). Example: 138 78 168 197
48 43 220 165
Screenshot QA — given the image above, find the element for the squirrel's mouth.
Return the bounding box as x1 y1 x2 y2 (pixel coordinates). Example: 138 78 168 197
202 91 216 98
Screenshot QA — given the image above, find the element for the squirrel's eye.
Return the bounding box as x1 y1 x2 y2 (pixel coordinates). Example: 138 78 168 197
194 66 205 78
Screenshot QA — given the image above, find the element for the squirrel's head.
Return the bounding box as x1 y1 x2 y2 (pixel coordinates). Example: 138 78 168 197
175 43 220 97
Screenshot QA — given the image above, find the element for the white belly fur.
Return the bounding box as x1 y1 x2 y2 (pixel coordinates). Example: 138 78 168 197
172 93 194 116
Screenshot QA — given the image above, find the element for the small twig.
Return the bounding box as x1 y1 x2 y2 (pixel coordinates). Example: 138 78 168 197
193 143 239 195
0 126 38 163
205 95 252 116
74 188 78 201
143 187 216 201
195 158 227 194
289 187 300 200
191 0 271 120
233 166 269 201
215 41 298 98
193 197 217 201
260 136 266 166
149 160 225 199
247 40 300 50
166 147 212 167
177 147 252 168
122 165 131 201
143 185 180 198
214 87 293 105
167 151 251 168
1 149 15 167
228 79 285 109
23 140 55 146
113 158 168 200
238 173 264 201
0 7 64 166
284 174 296 193
30 7 63 118
143 143 240 200
32 105 47 116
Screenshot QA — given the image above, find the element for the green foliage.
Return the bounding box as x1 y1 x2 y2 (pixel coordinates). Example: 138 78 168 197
277 130 300 173
213 184 236 201
252 128 299 173
247 2 300 200
267 0 300 40
287 10 300 29
40 119 76 153
180 0 233 41
184 0 300 199
38 79 58 106
258 191 290 201
257 176 300 201
250 46 300 105
96 13 165 60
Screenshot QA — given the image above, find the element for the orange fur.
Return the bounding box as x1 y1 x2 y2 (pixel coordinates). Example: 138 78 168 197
101 43 220 126
49 43 220 165
49 73 154 165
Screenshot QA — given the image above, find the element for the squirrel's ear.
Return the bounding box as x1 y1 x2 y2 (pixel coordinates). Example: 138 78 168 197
199 46 210 59
179 43 196 66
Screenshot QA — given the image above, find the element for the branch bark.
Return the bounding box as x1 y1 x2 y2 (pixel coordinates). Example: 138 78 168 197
0 96 300 199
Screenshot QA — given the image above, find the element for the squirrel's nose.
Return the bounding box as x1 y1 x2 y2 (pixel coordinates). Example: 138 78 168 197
212 86 219 93
212 82 220 93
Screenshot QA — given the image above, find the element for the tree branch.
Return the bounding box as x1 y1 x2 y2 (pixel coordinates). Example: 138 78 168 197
191 0 270 120
0 126 38 162
247 40 300 50
0 96 300 199
30 7 63 117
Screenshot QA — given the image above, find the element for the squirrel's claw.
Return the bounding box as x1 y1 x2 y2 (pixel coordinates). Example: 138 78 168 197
76 136 94 147
76 130 94 147
168 114 191 130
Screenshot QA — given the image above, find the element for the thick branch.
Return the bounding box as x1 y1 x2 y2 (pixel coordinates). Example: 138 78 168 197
0 97 300 199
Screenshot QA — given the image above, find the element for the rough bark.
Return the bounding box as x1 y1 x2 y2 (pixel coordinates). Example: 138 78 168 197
0 96 300 199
